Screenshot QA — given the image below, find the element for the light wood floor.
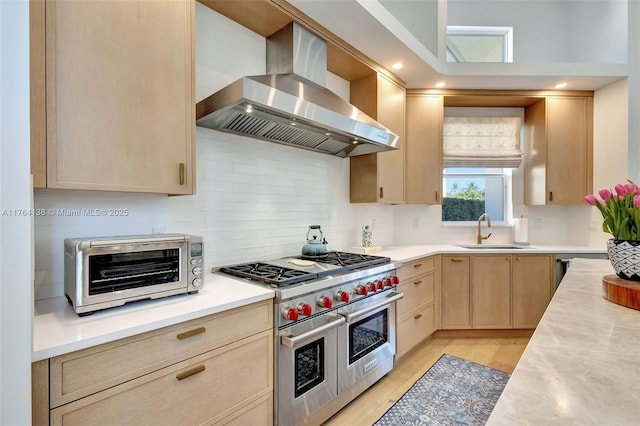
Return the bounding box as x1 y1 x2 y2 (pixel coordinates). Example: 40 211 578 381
323 330 532 426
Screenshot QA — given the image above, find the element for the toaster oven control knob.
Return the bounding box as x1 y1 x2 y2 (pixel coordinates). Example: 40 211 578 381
298 303 313 317
392 275 400 285
282 306 299 321
355 285 368 296
336 290 350 303
376 280 385 290
317 296 333 309
192 266 202 276
368 282 377 293
190 258 198 265
192 278 203 288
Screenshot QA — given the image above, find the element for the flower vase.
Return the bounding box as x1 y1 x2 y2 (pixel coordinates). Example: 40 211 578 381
606 239 640 281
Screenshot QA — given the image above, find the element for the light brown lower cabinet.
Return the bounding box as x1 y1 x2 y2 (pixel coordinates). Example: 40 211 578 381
512 254 554 328
472 256 512 328
33 300 274 426
442 255 471 329
442 254 554 330
395 255 441 358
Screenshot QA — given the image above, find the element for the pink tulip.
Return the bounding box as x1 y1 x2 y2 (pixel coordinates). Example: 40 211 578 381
599 189 612 201
584 195 597 206
635 195 640 208
636 186 640 196
615 184 627 196
625 183 637 194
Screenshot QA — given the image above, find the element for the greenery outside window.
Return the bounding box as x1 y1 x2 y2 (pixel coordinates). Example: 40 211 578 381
442 168 512 223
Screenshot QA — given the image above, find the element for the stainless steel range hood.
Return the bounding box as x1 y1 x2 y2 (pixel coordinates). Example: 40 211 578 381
196 22 399 157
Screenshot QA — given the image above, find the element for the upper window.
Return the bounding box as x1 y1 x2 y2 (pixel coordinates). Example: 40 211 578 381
447 26 513 63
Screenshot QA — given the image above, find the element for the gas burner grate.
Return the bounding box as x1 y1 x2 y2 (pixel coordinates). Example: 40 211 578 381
317 251 390 270
219 262 318 287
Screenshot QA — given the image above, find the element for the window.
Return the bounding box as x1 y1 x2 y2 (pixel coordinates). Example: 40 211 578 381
442 168 512 223
447 26 513 63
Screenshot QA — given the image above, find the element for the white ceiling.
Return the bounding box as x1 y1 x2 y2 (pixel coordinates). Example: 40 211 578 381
288 0 627 90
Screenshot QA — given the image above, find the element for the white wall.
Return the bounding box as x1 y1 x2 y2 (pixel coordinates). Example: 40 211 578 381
447 0 627 64
33 3 394 301
0 0 33 423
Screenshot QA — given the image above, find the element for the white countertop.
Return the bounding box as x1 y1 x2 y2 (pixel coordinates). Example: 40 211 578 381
32 244 606 362
374 244 606 263
32 273 274 361
487 258 640 425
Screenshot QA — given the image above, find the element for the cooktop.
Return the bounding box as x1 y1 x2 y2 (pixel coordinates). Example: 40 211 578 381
217 251 391 287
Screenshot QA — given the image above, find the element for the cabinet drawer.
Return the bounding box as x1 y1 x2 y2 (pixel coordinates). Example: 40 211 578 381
51 330 273 426
396 305 435 359
50 300 272 407
397 256 435 281
217 393 272 426
397 272 434 317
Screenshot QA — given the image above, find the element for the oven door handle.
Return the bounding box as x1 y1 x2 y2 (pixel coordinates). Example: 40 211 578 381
342 291 404 324
280 316 346 348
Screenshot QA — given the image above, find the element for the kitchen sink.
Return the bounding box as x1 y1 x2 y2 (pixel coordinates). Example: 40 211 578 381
456 244 529 250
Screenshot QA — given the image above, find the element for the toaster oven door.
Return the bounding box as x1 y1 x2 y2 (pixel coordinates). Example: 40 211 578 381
80 242 188 307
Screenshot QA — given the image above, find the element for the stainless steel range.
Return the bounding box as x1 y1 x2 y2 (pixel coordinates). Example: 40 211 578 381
217 251 403 426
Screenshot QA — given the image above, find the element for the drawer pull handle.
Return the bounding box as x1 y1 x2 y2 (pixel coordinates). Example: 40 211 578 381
413 263 422 268
414 314 423 320
176 365 205 381
177 327 206 340
450 257 465 262
414 280 422 285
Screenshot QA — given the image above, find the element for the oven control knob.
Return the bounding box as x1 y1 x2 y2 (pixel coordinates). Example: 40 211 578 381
298 303 313 317
317 296 333 309
392 275 400 285
355 285 368 296
192 266 202 276
384 277 393 287
368 282 377 293
192 278 203 287
376 280 385 290
282 306 299 321
336 290 350 303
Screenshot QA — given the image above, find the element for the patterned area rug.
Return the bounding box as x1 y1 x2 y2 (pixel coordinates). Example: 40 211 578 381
374 354 510 425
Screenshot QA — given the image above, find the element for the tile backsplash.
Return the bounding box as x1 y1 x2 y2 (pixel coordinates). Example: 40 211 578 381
33 131 394 300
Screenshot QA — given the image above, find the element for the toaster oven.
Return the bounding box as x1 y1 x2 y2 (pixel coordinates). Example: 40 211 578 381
64 234 204 315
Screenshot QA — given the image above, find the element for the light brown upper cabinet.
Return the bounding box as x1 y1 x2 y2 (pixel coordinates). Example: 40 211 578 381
350 73 406 204
524 96 593 205
405 93 443 204
30 0 195 194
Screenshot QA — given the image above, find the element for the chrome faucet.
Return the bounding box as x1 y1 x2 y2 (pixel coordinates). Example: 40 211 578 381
477 213 492 244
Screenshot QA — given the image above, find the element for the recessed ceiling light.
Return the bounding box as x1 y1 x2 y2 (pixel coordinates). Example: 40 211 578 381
392 62 403 70
555 82 568 89
435 81 446 88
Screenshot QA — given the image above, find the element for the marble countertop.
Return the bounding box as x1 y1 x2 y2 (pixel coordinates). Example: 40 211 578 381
32 273 274 361
374 244 606 263
487 258 640 425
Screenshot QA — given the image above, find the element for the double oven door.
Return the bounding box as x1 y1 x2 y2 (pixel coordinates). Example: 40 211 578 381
337 290 402 394
278 314 344 426
277 289 402 426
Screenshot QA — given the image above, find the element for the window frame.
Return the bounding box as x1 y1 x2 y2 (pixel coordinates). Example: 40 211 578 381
442 167 513 226
446 26 514 63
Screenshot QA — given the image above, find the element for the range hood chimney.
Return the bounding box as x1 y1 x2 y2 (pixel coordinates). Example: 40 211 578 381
196 22 399 157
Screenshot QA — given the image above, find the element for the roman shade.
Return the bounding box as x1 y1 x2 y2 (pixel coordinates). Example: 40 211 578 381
443 116 523 167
